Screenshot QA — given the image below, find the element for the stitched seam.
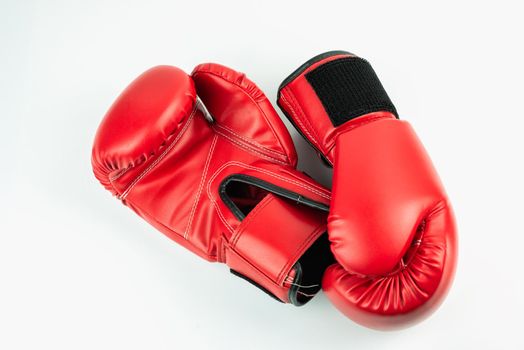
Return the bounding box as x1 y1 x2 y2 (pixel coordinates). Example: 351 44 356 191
282 170 331 198
183 135 218 240
326 114 393 154
277 223 325 284
108 106 197 186
119 107 197 200
206 161 330 208
205 163 329 238
206 162 236 234
280 92 316 144
229 195 273 248
193 69 292 160
219 234 228 263
214 123 288 159
287 89 323 148
212 197 235 234
109 168 127 182
217 123 286 157
130 201 217 260
225 245 282 290
339 114 389 133
206 162 330 240
214 128 289 166
280 88 323 150
206 162 330 202
206 161 330 256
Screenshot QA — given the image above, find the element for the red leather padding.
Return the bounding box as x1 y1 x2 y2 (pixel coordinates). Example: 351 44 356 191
192 63 298 167
323 117 457 329
92 66 196 196
329 118 451 275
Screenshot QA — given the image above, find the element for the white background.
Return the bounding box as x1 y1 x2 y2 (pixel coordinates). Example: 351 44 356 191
1 1 523 349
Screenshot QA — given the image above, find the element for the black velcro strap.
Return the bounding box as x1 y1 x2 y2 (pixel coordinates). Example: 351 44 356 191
305 57 398 127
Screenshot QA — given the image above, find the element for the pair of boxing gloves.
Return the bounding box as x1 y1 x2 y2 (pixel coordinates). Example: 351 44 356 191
92 51 457 330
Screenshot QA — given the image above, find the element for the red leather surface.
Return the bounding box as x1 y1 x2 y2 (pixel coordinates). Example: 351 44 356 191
324 116 457 329
92 64 330 303
277 53 457 329
330 118 449 275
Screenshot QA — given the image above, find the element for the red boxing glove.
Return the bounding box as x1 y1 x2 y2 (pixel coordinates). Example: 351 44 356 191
278 51 457 329
92 63 335 305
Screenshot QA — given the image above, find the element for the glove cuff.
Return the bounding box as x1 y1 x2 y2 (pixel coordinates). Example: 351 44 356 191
277 51 398 165
304 56 398 127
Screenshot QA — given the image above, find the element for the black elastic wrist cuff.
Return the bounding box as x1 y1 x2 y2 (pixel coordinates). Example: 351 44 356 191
305 57 398 127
